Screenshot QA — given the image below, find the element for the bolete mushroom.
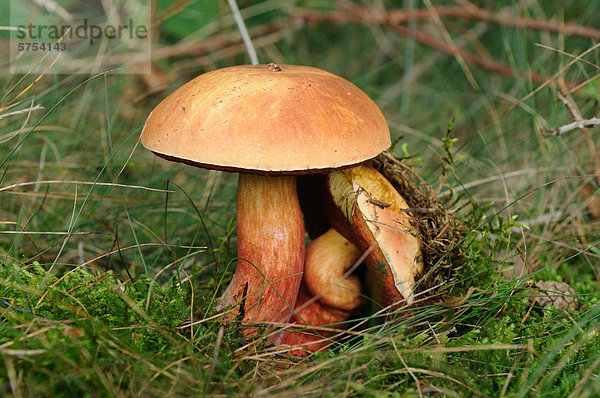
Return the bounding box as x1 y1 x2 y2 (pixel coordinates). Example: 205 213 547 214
325 165 423 309
283 167 423 354
141 64 390 331
281 228 364 355
303 228 363 312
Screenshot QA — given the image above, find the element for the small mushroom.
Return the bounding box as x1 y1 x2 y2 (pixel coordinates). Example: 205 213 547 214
304 228 363 312
141 64 390 333
281 228 363 355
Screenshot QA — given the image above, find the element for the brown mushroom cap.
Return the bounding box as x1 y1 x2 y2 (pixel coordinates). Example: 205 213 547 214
140 64 390 174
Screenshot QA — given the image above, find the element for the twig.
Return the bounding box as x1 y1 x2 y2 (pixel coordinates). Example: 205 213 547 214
299 4 600 40
296 9 547 84
145 23 282 73
557 91 583 122
500 352 524 397
0 26 27 32
392 340 423 398
226 0 259 65
171 31 282 73
0 180 174 194
387 6 600 40
0 231 105 236
0 105 44 120
541 93 600 137
1 300 51 320
388 23 546 83
520 297 537 324
557 80 600 177
4 358 21 398
541 117 600 137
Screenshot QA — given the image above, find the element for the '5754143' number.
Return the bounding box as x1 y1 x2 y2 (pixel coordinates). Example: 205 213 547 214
17 42 66 51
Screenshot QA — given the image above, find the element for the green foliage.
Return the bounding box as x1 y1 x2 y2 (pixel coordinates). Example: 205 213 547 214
0 262 208 395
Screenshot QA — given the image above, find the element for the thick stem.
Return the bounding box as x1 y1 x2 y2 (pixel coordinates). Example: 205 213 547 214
217 174 305 326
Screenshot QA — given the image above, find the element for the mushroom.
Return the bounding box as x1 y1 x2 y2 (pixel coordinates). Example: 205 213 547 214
283 166 423 354
303 228 363 312
141 64 390 331
325 165 423 309
280 287 357 356
281 228 364 355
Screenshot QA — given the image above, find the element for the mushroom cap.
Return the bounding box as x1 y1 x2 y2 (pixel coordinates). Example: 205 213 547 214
141 64 390 174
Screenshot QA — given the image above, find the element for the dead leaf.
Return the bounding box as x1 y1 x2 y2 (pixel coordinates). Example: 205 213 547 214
581 182 600 219
530 280 578 311
64 326 85 338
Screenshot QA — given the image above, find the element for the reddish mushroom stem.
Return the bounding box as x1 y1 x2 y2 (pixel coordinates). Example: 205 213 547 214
217 174 305 329
281 287 355 356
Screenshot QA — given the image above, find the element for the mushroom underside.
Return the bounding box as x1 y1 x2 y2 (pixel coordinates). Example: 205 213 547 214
282 165 425 354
